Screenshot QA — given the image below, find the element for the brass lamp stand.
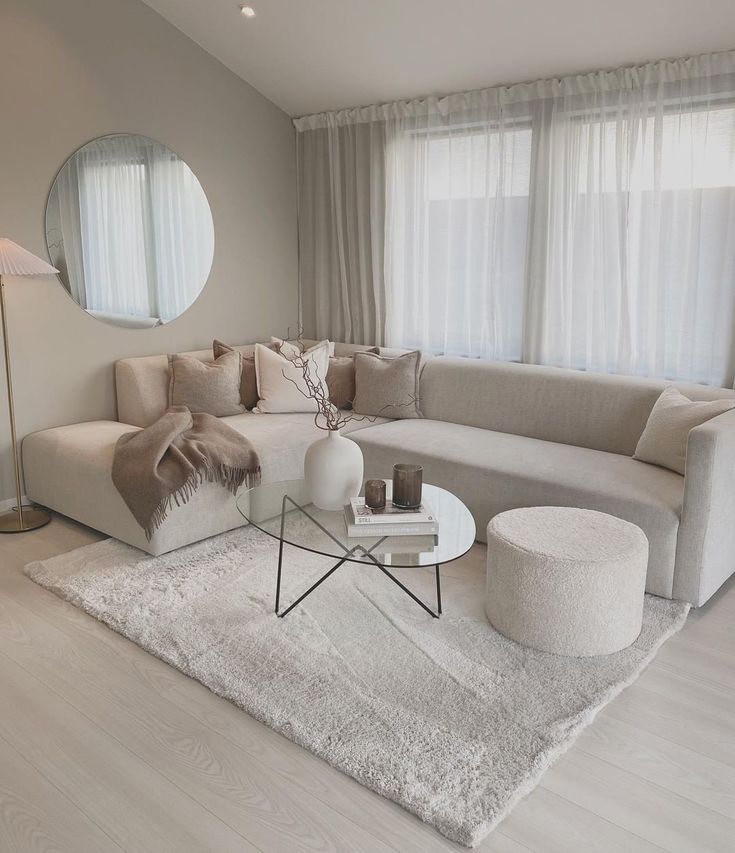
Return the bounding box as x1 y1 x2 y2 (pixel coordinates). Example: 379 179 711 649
0 239 59 532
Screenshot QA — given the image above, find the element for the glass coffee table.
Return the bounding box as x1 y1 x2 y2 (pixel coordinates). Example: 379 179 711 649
236 479 476 619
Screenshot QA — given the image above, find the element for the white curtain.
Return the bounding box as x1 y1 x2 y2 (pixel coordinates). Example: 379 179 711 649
295 50 735 387
383 95 532 361
59 135 214 323
147 149 215 321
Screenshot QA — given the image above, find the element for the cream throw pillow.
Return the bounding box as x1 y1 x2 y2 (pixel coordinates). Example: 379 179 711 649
271 336 336 357
254 340 331 413
168 351 244 417
634 386 735 475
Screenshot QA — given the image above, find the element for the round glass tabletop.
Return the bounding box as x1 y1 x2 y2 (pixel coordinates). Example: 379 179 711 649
236 478 476 569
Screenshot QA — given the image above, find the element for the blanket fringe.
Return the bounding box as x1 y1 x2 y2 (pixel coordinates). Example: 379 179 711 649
144 464 261 541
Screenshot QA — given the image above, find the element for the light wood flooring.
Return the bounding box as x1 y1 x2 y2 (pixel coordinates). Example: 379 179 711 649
0 514 734 852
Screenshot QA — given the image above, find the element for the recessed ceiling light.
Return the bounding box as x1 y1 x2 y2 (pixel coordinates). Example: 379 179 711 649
239 4 256 17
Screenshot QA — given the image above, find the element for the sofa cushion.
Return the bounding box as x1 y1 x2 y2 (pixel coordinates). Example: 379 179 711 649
220 411 387 482
419 357 735 456
214 340 278 409
254 341 331 414
23 413 388 556
353 350 422 419
349 419 685 598
634 386 735 475
326 349 380 409
115 341 420 428
168 351 244 416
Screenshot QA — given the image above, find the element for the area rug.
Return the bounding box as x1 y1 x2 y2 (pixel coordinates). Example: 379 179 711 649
25 525 689 847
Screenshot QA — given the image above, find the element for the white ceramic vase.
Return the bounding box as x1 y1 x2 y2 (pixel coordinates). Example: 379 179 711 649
304 429 364 511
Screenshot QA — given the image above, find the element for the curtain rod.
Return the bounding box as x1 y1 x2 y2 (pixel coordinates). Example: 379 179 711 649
293 48 735 132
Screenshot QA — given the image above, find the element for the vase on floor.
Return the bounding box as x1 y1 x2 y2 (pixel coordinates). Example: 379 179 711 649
304 429 364 511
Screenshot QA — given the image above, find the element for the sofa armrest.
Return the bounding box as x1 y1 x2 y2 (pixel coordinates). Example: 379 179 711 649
675 408 735 605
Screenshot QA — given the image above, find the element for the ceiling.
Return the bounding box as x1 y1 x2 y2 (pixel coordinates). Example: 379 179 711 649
141 0 735 117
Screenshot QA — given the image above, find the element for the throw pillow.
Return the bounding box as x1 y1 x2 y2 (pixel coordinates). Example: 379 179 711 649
353 350 422 419
271 336 336 357
633 386 735 475
213 340 277 409
326 348 379 409
168 351 244 417
254 340 331 414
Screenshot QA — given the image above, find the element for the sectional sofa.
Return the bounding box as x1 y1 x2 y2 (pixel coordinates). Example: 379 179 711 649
22 341 735 606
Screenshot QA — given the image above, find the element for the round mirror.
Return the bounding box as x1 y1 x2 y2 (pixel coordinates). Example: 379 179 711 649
45 134 214 328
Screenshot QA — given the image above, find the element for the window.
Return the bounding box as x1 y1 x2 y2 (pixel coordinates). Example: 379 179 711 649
386 123 532 361
386 99 735 385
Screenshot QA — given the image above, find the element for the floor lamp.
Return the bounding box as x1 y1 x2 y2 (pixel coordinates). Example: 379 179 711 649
0 238 58 533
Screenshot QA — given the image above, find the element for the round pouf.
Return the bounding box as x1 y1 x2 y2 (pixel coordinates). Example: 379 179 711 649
485 507 648 657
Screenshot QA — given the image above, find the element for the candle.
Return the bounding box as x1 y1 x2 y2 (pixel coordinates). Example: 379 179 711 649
392 464 423 509
365 479 387 510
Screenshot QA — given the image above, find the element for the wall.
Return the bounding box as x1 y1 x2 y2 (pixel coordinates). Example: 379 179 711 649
0 0 298 502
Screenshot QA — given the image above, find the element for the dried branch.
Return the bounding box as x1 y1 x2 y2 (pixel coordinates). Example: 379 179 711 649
276 329 418 432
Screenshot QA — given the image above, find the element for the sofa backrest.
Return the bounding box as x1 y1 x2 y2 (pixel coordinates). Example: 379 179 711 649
115 340 380 427
420 357 735 456
117 342 735 448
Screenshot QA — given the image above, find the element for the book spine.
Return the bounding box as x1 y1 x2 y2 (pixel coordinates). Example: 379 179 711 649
352 517 434 525
347 523 439 537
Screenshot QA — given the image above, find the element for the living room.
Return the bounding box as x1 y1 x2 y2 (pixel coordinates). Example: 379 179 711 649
1 0 734 850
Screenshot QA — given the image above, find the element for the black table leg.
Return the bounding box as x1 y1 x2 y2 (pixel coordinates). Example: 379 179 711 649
276 546 362 618
274 495 287 614
272 496 443 618
360 549 441 619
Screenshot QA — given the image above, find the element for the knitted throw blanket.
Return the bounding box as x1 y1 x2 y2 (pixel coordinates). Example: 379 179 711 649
112 406 260 540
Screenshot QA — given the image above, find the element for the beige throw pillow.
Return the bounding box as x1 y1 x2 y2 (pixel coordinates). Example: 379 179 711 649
326 349 379 409
254 340 331 414
168 351 244 417
213 340 277 409
353 350 422 419
634 386 735 475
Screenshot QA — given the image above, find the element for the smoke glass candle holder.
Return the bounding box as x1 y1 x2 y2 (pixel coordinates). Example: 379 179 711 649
392 464 423 509
365 479 387 510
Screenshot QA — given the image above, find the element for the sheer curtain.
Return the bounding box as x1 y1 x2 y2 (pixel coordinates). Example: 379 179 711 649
77 135 152 318
148 148 214 321
295 50 735 387
63 135 214 322
524 56 735 385
384 94 532 360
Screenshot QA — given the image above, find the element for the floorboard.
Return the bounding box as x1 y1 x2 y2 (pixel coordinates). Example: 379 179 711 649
0 734 122 853
0 514 733 852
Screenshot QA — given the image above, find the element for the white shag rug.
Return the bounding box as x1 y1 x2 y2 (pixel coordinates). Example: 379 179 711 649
25 525 689 847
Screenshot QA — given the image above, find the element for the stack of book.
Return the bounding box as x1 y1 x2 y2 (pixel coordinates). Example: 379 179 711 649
344 496 438 538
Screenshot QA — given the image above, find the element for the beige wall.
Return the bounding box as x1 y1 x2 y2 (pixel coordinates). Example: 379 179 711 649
0 0 298 502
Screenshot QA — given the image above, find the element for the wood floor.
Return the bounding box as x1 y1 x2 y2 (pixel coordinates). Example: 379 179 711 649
0 515 734 853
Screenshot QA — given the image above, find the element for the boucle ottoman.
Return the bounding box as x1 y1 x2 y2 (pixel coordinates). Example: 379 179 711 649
485 507 648 656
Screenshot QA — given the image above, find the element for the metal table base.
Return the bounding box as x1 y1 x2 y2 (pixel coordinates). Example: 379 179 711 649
274 494 442 619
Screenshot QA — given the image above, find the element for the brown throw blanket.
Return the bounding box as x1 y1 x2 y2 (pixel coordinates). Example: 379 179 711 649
112 406 260 540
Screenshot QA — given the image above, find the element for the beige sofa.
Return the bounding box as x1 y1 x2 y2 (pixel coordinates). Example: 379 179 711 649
23 343 735 606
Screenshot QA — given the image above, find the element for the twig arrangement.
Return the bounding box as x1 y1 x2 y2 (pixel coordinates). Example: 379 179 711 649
277 329 417 432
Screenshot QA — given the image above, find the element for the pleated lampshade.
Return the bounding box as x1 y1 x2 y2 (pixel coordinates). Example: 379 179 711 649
0 238 58 276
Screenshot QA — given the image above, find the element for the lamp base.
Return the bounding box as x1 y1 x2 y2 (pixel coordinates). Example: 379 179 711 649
0 506 52 533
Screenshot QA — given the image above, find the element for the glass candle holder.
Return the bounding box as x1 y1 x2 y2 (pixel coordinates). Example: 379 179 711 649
392 464 423 509
365 479 387 510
